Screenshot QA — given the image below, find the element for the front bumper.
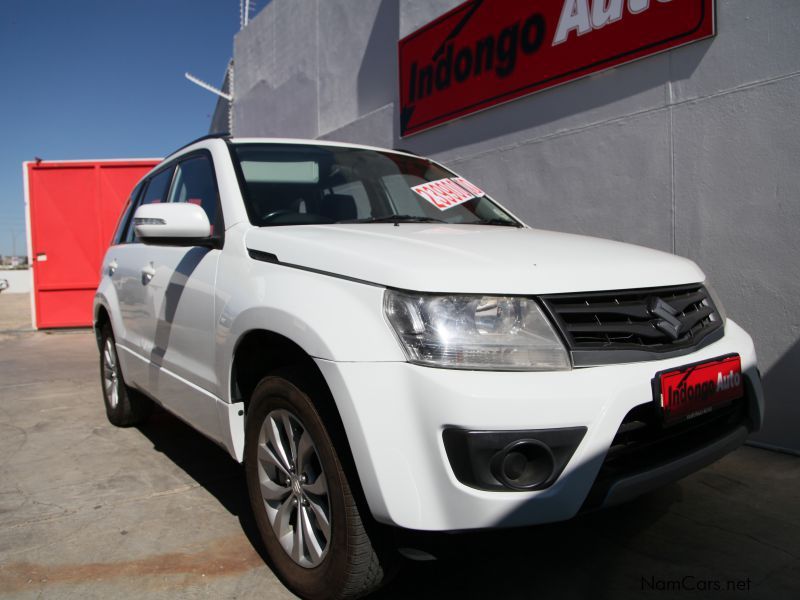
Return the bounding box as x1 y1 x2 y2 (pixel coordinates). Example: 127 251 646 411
315 319 763 531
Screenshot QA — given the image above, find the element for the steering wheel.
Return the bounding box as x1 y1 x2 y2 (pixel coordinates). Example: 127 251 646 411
261 209 294 223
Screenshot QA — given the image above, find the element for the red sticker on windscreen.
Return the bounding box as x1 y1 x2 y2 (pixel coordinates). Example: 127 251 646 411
412 177 485 210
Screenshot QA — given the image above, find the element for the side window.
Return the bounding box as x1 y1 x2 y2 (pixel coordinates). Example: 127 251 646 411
125 167 174 243
168 155 219 229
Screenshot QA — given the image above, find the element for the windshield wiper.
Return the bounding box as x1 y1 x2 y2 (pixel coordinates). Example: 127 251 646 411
342 215 447 224
467 218 523 227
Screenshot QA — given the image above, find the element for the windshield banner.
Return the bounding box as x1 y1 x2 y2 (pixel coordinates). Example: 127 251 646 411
412 177 486 210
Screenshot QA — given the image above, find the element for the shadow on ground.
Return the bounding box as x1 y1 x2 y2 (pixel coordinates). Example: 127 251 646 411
136 408 272 568
136 406 687 599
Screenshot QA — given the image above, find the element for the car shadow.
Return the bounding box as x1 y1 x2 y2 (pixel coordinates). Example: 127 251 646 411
136 405 683 599
374 490 682 600
135 406 272 567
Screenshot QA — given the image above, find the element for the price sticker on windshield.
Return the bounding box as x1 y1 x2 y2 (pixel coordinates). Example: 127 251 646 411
412 177 485 211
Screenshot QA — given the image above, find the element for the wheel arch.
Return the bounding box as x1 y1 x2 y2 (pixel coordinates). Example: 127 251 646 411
230 328 377 524
230 329 324 412
93 303 111 351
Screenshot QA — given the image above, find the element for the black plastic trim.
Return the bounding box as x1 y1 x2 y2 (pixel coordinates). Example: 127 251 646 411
581 375 756 511
140 235 222 249
602 424 748 508
246 248 384 288
247 249 279 263
442 426 587 492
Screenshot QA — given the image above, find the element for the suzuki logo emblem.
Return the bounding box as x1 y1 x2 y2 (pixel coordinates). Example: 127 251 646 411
647 297 683 340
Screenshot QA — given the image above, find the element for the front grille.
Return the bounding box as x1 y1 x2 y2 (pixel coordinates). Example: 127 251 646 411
541 284 724 366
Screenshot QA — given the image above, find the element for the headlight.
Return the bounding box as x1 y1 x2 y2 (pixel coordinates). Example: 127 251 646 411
384 290 570 371
704 282 728 325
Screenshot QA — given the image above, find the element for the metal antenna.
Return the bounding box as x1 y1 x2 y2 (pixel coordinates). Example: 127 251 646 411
184 0 253 133
184 72 233 101
240 0 255 29
227 62 235 133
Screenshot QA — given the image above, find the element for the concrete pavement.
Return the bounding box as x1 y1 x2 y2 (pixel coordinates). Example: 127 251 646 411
0 316 797 598
0 293 31 332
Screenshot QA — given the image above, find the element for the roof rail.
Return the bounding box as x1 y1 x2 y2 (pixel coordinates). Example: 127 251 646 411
166 132 231 158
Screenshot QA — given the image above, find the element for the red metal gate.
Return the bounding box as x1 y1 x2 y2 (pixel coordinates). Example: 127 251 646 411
25 159 160 329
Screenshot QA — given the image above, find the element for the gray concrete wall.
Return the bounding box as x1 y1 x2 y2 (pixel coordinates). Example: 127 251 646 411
229 0 800 451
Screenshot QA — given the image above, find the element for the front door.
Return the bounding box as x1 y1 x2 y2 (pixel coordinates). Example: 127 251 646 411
136 153 224 442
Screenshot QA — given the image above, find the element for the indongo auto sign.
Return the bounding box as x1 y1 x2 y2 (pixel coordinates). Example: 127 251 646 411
398 0 715 136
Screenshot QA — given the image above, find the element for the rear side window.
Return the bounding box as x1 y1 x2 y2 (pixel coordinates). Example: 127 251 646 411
124 167 174 243
168 155 218 227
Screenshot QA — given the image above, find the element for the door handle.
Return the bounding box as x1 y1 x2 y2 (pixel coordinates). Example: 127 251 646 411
108 259 118 276
141 262 156 283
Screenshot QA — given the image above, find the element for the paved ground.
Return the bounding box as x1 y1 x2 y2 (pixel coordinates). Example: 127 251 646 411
0 293 32 331
0 313 797 598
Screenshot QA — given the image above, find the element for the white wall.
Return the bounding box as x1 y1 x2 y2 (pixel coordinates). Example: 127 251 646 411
0 270 31 294
229 0 800 451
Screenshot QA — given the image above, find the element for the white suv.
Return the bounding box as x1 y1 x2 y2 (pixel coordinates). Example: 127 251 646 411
95 136 764 599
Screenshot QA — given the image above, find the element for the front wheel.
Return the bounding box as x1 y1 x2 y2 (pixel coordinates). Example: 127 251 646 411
244 371 392 599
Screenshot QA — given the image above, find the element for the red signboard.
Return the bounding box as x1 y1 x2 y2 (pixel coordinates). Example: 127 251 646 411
25 159 159 329
399 0 716 136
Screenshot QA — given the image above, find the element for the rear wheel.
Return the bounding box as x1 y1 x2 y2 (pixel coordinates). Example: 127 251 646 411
99 324 152 427
244 371 391 599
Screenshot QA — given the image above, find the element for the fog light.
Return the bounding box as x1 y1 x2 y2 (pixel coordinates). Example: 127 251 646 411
491 439 555 490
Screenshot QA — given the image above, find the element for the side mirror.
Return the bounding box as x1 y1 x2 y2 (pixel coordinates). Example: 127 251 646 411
133 203 216 247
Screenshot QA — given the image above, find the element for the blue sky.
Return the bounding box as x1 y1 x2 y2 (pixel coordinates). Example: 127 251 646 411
0 0 244 256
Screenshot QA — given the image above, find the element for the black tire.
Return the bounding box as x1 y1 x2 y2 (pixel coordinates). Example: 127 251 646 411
99 324 152 427
244 369 392 600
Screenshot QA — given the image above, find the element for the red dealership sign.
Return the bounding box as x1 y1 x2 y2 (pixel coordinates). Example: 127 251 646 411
399 0 716 136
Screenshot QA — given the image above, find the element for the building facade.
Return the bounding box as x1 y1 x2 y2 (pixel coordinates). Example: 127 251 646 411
214 0 800 451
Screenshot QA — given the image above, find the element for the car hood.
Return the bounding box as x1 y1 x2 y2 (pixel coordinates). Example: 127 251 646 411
244 224 705 294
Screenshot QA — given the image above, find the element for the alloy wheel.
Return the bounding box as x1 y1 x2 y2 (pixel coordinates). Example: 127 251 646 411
102 338 120 409
257 408 331 568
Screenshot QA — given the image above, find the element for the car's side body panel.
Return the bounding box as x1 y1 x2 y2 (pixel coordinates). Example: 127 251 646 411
214 226 406 398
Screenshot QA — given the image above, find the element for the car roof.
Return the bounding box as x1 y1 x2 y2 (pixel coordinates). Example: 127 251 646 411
228 137 416 155
163 134 419 164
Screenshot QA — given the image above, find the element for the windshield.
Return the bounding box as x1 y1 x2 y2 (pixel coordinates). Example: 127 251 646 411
231 143 521 227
